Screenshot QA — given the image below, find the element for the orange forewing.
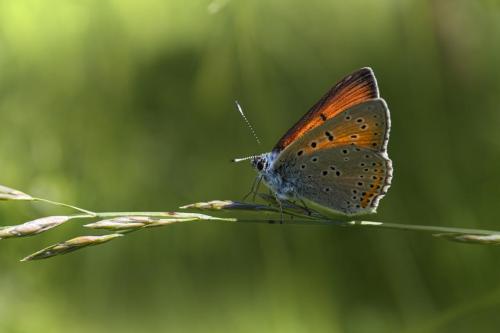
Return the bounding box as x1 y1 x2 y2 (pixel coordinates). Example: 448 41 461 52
273 68 378 151
299 108 387 155
283 99 389 160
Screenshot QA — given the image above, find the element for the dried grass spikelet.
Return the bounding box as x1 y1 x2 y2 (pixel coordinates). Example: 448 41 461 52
0 216 72 240
434 233 500 245
21 234 123 261
0 185 33 201
84 213 235 231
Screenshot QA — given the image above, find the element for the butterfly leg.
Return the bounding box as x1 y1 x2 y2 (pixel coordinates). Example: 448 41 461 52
298 199 313 216
243 176 262 202
252 176 263 202
271 191 284 224
242 177 258 201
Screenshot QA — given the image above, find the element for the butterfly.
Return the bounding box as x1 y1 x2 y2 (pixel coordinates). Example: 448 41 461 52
238 67 392 216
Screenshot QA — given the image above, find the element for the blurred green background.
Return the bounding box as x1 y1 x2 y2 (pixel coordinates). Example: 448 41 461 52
1 0 500 332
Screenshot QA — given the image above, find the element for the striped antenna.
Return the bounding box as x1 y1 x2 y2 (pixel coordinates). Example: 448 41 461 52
235 101 261 145
231 154 258 163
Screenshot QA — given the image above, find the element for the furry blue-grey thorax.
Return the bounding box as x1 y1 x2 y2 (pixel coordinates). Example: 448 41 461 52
251 151 296 200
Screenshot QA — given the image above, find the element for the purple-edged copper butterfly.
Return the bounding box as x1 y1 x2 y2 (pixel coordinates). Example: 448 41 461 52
235 68 392 215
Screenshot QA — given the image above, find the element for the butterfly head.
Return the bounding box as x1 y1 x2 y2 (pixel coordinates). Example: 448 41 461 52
232 152 277 176
250 154 264 172
252 151 281 173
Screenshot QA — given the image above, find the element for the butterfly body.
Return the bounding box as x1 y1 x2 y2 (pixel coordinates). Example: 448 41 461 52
249 68 392 215
252 152 295 200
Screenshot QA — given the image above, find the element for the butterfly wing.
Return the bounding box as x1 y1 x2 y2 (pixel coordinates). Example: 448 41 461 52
272 99 392 215
273 67 379 152
277 99 390 158
289 146 391 215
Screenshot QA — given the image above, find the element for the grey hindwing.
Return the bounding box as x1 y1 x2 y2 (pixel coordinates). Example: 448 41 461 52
281 146 392 214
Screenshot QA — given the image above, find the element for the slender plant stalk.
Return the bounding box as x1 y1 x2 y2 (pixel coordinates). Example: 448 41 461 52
32 197 97 216
1 184 500 262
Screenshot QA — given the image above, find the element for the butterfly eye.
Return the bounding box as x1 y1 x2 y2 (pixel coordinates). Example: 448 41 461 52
257 161 264 171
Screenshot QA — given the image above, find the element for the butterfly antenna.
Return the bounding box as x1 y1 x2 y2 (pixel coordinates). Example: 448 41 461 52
235 100 261 145
231 154 258 163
